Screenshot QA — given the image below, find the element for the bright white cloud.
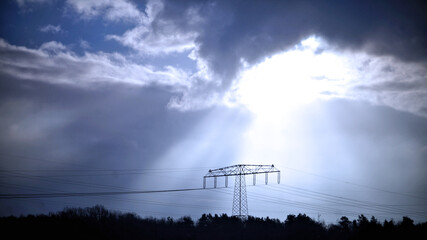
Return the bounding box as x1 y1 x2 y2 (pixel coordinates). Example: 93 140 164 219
66 0 143 22
39 41 67 53
231 36 427 189
234 37 348 118
226 35 427 179
105 0 198 55
0 39 190 90
228 36 427 118
106 25 197 55
67 0 198 55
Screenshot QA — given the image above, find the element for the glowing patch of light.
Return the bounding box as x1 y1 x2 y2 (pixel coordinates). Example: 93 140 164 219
232 35 354 166
235 36 351 119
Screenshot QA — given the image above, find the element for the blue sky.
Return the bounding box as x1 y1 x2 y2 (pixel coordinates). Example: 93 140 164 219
1 1 125 52
0 0 427 223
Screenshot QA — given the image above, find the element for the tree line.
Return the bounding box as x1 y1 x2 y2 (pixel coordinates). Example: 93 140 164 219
0 205 426 239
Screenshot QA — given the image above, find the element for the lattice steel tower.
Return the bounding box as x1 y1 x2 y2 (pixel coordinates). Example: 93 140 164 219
204 164 280 218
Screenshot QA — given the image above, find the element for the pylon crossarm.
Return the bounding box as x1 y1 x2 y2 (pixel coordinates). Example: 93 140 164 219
204 164 280 178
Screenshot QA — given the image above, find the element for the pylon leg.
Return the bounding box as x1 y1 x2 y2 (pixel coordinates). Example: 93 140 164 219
232 174 248 218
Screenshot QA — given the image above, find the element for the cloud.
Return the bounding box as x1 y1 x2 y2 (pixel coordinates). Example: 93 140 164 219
0 73 251 216
20 0 427 77
40 24 62 34
345 52 427 117
104 0 426 113
2 0 427 219
197 0 426 80
66 0 144 22
354 79 427 117
356 80 427 93
70 0 200 55
0 99 72 142
105 24 197 55
39 41 67 53
12 0 427 115
66 0 206 108
0 39 190 91
224 36 427 117
79 39 90 49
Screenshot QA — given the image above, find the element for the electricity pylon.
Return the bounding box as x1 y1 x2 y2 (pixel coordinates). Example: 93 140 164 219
204 164 280 218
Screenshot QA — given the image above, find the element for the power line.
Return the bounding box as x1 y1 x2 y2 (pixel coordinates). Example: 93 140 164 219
0 167 212 174
0 187 223 199
216 183 427 220
2 172 138 192
267 184 427 217
216 187 364 217
2 153 426 220
0 152 218 174
277 165 427 201
2 183 230 217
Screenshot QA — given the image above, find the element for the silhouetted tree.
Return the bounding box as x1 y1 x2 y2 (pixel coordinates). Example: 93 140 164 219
284 214 326 239
339 216 352 230
1 206 426 240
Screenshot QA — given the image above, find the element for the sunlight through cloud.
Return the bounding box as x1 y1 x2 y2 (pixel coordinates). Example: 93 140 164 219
235 36 352 119
232 36 355 168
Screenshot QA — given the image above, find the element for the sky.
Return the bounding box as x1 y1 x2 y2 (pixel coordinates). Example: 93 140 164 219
0 0 427 223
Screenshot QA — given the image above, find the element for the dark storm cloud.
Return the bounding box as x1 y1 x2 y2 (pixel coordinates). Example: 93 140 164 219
159 0 427 88
0 72 252 216
57 0 427 112
0 76 217 171
0 69 251 176
0 77 170 168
